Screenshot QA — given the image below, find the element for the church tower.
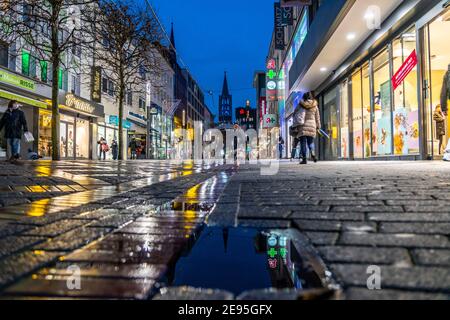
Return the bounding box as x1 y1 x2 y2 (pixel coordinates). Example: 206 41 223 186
219 72 232 124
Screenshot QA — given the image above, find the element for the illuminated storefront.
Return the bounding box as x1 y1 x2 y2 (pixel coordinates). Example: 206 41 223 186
39 93 104 159
148 103 172 160
285 0 450 161
0 66 48 159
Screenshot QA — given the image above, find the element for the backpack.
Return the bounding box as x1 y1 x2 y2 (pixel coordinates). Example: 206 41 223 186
293 106 306 127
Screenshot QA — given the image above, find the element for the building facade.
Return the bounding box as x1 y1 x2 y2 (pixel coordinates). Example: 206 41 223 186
0 6 194 161
273 0 450 161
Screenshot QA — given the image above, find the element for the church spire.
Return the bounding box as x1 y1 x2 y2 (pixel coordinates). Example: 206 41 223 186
221 71 230 97
170 22 176 50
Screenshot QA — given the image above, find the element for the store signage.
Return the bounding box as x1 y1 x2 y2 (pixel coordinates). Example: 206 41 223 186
0 89 46 109
0 69 35 91
274 3 285 50
266 59 276 70
263 114 278 128
267 81 277 91
108 115 132 129
91 66 102 103
392 50 417 90
282 7 293 26
65 93 95 114
259 97 267 121
281 0 312 7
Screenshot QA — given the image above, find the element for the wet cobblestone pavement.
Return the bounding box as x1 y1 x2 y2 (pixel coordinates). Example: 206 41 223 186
0 160 235 298
1 160 450 300
208 161 450 300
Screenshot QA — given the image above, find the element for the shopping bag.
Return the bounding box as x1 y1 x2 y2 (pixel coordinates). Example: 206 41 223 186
444 139 450 161
24 131 35 143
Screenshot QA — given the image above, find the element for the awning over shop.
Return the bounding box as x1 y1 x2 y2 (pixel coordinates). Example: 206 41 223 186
0 89 47 109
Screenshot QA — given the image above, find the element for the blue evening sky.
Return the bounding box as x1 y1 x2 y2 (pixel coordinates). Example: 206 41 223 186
149 0 273 118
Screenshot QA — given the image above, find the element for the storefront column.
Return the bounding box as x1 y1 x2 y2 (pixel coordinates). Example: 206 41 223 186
91 121 98 160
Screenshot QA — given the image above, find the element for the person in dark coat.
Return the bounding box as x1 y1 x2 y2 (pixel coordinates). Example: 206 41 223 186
433 104 446 155
111 139 118 160
0 100 29 163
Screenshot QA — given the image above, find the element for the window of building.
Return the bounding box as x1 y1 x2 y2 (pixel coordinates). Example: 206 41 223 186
0 41 8 67
139 97 145 110
392 26 419 155
40 60 48 82
22 50 30 76
71 73 80 96
372 48 392 156
102 77 108 94
126 91 133 106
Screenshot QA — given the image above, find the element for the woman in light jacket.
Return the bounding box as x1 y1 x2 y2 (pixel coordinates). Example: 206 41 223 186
296 92 321 164
433 104 446 154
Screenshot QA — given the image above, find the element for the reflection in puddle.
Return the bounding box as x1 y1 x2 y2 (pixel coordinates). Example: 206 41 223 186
168 227 325 295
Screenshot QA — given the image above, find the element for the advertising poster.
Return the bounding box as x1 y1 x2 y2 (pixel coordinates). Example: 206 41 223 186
393 108 408 155
340 127 349 158
377 117 391 155
353 130 363 158
408 111 419 152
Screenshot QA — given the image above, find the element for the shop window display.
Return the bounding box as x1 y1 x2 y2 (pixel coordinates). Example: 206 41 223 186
392 27 419 155
323 88 339 160
339 80 349 158
38 111 52 158
76 119 89 158
423 10 450 157
362 65 371 158
372 48 392 156
351 70 363 159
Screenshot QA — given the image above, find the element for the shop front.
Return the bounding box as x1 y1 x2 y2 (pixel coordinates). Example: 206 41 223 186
315 0 450 161
37 93 104 159
98 115 130 160
148 103 172 160
0 67 49 159
127 112 147 159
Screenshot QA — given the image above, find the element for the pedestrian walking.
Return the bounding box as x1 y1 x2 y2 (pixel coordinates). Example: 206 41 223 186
98 137 108 160
0 100 30 163
129 138 137 160
433 104 446 155
111 139 118 160
278 136 284 159
296 92 321 165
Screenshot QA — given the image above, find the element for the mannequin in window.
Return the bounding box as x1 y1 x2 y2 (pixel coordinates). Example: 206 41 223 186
433 104 446 155
441 64 450 115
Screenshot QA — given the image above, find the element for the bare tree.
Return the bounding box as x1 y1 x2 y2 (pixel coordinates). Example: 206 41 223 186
84 0 164 160
0 0 95 160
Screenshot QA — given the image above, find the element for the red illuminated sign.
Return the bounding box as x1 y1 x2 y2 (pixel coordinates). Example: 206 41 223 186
392 50 417 90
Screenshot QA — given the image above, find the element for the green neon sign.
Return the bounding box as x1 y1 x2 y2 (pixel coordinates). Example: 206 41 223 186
0 68 35 91
267 248 278 258
267 70 277 80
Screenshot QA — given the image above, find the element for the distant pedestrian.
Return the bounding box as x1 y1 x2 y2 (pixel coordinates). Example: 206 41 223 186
129 138 137 160
98 137 108 160
296 92 321 165
433 104 446 155
111 139 118 160
278 136 284 159
0 100 29 163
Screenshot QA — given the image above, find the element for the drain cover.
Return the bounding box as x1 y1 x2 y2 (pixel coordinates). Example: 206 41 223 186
164 227 338 297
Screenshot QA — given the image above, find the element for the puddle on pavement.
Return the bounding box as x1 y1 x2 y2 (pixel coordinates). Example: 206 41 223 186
165 227 330 296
